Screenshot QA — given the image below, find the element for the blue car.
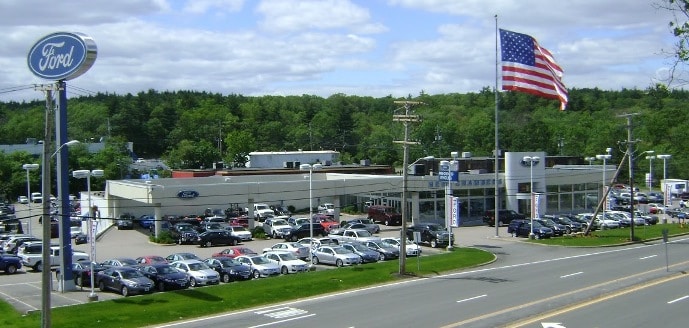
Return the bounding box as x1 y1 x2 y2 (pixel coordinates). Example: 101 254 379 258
138 215 154 229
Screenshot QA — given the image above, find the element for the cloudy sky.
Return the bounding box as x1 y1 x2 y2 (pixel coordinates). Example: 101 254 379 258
0 0 679 103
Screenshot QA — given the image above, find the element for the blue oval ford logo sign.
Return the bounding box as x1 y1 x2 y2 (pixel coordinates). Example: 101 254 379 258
177 190 199 199
27 32 97 81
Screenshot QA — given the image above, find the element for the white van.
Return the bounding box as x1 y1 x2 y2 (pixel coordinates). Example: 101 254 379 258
30 192 42 203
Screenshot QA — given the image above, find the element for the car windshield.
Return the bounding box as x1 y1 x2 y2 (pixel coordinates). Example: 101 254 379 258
356 230 372 237
333 247 352 254
157 266 178 274
180 253 199 259
236 248 256 255
273 219 288 225
188 262 210 271
232 226 247 232
277 253 298 260
349 243 369 251
250 256 270 264
358 218 374 224
379 242 395 248
219 258 241 266
178 225 194 231
427 225 444 231
120 258 138 266
286 242 302 248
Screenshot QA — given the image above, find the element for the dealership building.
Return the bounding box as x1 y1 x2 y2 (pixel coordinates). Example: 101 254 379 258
82 151 611 236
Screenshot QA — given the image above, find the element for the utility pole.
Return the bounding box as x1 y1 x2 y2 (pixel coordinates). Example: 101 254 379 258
619 113 640 242
393 100 422 275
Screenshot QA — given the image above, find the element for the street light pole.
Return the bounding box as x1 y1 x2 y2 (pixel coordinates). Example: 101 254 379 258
299 163 322 269
23 163 39 235
657 154 671 206
522 156 540 239
72 169 103 301
646 154 656 192
597 151 612 229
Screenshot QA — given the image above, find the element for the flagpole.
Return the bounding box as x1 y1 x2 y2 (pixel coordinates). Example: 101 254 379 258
494 14 500 237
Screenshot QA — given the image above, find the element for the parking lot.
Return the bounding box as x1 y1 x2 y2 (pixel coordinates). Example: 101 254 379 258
0 207 472 314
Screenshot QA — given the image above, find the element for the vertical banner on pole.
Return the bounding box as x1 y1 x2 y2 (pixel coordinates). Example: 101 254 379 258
665 184 671 207
534 193 541 219
451 196 460 227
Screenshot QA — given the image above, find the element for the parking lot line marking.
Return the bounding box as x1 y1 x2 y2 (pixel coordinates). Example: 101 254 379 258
667 295 689 304
0 290 37 311
639 255 657 260
247 313 316 328
560 271 583 278
254 306 289 315
456 294 487 303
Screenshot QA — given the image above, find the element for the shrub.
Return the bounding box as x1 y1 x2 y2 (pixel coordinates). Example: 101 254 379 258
252 226 266 239
149 230 175 244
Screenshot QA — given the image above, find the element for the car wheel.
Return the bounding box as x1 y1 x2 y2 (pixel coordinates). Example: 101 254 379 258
281 266 289 275
535 234 541 240
76 276 83 287
189 278 197 287
312 256 320 265
177 238 182 245
565 227 572 234
121 286 129 297
252 270 261 279
158 281 166 292
33 261 42 272
205 241 212 247
290 235 298 242
384 220 390 226
378 253 385 261
231 239 238 246
222 274 231 283
272 232 278 239
336 259 344 267
99 281 106 292
5 264 17 274
498 220 504 227
430 239 438 248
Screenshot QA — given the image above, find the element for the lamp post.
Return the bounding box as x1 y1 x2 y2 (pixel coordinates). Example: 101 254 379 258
596 151 612 229
41 139 79 328
300 163 322 268
72 169 104 301
22 163 39 235
585 156 596 166
646 154 656 192
522 156 540 239
657 154 671 206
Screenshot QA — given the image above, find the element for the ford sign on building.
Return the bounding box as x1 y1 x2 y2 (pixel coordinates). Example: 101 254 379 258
27 32 97 81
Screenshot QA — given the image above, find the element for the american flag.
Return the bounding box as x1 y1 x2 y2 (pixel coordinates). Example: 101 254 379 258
500 29 568 110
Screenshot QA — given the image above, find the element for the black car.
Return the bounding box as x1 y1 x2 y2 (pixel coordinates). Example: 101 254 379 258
74 233 88 245
170 223 199 245
405 223 453 248
513 221 553 239
507 219 530 236
534 218 567 236
203 257 252 282
547 215 582 233
482 209 527 227
197 230 241 247
116 213 135 230
64 260 105 287
96 267 154 296
283 223 326 241
136 263 189 291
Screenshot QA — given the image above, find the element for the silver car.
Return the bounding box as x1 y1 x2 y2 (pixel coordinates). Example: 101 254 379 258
170 259 220 287
311 246 361 267
235 255 281 279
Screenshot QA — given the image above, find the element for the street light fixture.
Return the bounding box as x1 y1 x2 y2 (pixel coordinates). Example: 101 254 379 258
657 154 671 206
300 163 322 268
72 169 104 302
596 152 612 229
584 156 596 165
522 156 540 239
22 163 39 235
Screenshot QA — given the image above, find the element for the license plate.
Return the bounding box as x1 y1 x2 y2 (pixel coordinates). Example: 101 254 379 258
144 287 149 291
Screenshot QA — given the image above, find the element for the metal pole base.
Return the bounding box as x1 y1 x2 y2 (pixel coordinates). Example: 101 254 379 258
529 233 535 239
87 293 98 302
446 245 454 251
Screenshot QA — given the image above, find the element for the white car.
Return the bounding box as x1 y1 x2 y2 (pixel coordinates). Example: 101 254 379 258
318 203 335 215
17 196 29 204
169 259 220 287
381 237 422 256
225 225 252 241
263 251 309 274
262 242 310 261
235 255 281 278
70 226 82 239
262 218 292 238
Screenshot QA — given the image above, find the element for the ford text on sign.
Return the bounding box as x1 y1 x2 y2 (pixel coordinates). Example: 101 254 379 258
27 32 97 81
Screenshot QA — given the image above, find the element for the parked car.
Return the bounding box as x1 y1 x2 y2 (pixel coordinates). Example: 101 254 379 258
380 237 422 257
137 215 154 229
64 260 105 287
311 214 340 233
0 253 22 274
96 267 154 296
135 255 168 265
507 219 530 236
367 205 402 226
228 216 250 228
224 225 252 241
513 221 554 239
647 203 666 214
169 259 220 287
262 242 310 261
262 218 292 238
234 255 281 278
136 263 189 291
101 257 139 268
534 218 567 236
203 257 252 282
340 242 380 263
342 218 380 234
197 230 241 248
169 223 200 245
405 223 454 248
283 223 326 241
69 226 82 239
363 240 400 261
646 192 664 203
546 215 583 233
116 213 135 230
212 247 258 258
263 251 309 274
311 246 361 267
317 203 335 215
74 233 88 245
482 209 526 227
165 252 201 262
17 196 29 204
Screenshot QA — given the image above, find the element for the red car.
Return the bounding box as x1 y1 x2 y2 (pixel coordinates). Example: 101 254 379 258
212 247 258 258
312 214 340 233
229 216 250 228
135 255 168 265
